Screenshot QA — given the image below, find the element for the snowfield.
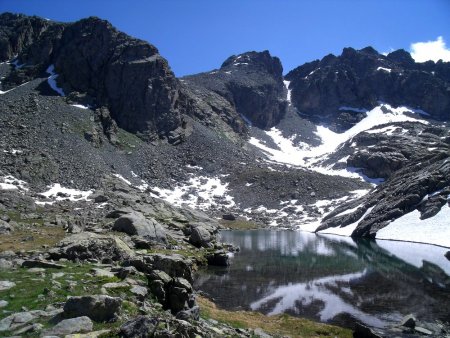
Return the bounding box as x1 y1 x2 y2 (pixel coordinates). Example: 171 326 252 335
376 204 450 248
248 104 429 181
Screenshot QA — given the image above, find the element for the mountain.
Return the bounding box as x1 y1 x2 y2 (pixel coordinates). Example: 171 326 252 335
0 13 449 336
285 46 450 131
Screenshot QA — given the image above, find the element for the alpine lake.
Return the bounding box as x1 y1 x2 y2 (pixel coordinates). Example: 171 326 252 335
194 230 450 332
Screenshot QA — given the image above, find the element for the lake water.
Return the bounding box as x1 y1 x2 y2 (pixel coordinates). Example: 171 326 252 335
194 230 450 329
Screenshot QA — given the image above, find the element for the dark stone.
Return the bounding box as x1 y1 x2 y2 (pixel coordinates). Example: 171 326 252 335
22 259 65 269
353 322 383 338
206 250 230 266
119 315 158 338
63 295 122 322
222 213 236 221
400 314 416 328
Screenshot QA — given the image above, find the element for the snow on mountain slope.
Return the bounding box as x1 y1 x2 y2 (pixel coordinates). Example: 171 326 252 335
249 104 429 181
150 174 235 211
376 203 450 247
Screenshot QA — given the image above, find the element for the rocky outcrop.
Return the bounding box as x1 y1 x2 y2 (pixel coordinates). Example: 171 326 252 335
63 295 122 322
0 13 182 141
285 46 450 130
48 232 134 263
0 13 62 61
318 152 450 237
112 211 167 243
183 50 288 130
0 14 289 142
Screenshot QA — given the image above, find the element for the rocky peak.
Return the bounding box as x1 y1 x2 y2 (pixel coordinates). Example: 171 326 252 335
0 13 182 141
183 50 287 130
0 12 56 61
386 49 415 67
285 46 450 128
221 50 283 81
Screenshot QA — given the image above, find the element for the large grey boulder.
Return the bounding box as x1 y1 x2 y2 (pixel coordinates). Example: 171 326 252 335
189 223 214 248
112 211 166 243
45 316 93 336
63 295 122 322
48 232 134 263
0 311 36 332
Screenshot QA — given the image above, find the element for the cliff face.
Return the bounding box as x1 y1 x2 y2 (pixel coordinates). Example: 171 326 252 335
285 46 450 130
0 14 290 141
183 50 288 130
0 13 182 140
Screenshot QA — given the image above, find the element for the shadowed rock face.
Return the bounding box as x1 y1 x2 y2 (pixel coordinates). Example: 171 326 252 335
54 17 181 139
285 46 450 129
0 14 182 140
183 50 288 130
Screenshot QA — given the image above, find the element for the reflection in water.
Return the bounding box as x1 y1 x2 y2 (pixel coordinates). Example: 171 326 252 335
194 230 450 329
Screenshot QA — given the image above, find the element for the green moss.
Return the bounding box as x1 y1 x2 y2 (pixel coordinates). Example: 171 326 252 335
115 129 143 151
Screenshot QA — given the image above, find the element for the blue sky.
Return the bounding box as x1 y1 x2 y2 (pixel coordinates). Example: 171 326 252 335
1 0 449 76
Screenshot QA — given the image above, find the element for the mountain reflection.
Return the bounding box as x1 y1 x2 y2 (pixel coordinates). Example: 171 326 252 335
194 230 450 329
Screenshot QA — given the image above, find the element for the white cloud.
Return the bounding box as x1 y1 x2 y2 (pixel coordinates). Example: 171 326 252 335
410 36 450 62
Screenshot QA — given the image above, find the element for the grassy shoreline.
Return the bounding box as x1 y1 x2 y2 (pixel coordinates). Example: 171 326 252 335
197 295 353 338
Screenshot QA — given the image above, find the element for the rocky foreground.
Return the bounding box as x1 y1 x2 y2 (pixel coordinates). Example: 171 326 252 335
0 175 356 337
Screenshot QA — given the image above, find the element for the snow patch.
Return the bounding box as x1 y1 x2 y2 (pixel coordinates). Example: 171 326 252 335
377 67 392 73
113 173 132 186
36 184 93 204
365 125 406 136
46 65 65 96
71 104 90 110
150 175 235 211
376 205 450 248
0 175 28 191
249 104 427 182
283 80 292 103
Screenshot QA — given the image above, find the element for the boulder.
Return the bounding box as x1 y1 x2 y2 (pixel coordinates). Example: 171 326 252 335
189 223 213 248
48 232 134 263
119 316 158 338
112 211 166 243
63 295 122 322
353 322 383 338
0 311 36 332
206 250 230 266
400 314 416 328
22 259 65 269
44 316 93 336
222 213 236 221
